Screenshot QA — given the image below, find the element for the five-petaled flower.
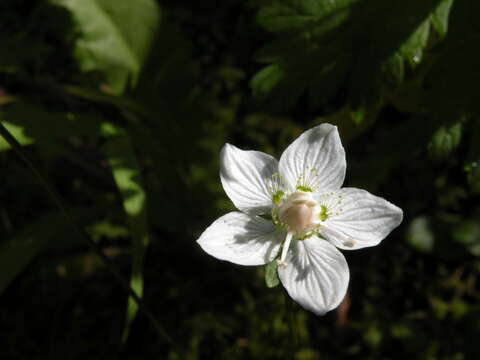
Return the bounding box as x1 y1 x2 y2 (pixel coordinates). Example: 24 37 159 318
197 124 403 315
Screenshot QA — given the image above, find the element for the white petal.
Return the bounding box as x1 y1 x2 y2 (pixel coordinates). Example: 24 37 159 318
318 187 403 250
278 237 349 315
220 143 278 215
197 212 282 266
279 124 346 193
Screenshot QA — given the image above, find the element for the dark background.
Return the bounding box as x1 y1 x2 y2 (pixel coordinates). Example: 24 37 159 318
1 0 480 359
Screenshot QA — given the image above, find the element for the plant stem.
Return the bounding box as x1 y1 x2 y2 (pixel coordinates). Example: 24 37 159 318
0 121 183 358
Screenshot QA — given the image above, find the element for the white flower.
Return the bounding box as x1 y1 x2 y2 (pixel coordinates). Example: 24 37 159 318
197 124 403 315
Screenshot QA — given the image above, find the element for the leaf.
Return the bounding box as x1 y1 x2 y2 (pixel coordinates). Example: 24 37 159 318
250 64 284 100
0 103 104 151
103 133 150 342
63 85 150 117
0 121 34 151
406 214 473 259
425 0 480 124
256 0 356 33
0 212 87 294
350 107 365 125
252 0 455 110
51 0 161 94
467 166 480 195
430 0 454 37
382 53 405 87
406 216 435 253
452 220 480 256
345 115 435 190
427 121 463 161
399 19 430 67
265 260 280 288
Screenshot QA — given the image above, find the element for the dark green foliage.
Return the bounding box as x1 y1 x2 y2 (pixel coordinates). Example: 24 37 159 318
252 0 454 110
1 0 480 359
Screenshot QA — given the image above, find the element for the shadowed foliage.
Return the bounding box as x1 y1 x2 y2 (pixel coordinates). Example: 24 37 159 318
0 0 479 359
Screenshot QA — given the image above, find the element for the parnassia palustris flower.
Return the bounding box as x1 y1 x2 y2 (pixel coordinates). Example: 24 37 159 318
197 124 403 315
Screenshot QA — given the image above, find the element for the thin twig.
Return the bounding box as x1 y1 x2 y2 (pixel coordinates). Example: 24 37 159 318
0 121 183 358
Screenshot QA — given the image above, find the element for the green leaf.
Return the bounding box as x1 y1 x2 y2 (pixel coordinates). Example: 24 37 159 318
399 19 431 67
103 133 150 342
0 121 34 151
87 220 129 242
346 116 436 189
364 325 383 348
63 85 150 117
406 216 435 253
427 121 463 161
0 103 104 151
350 107 365 125
0 212 83 294
256 0 355 32
452 220 480 256
466 164 480 195
265 260 280 288
382 53 405 87
51 0 161 94
253 0 454 109
430 0 454 37
425 1 480 124
250 64 284 100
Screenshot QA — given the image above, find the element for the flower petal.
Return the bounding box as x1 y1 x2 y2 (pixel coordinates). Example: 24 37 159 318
197 212 282 266
318 187 403 250
220 143 278 215
279 124 346 193
278 237 349 315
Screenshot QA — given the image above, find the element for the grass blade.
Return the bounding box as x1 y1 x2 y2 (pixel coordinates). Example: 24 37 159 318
103 133 150 342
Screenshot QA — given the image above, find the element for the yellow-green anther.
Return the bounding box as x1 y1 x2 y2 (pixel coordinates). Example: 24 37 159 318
272 190 285 204
319 205 328 221
296 185 312 192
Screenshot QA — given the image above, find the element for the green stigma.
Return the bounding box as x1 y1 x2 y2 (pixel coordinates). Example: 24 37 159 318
272 190 285 204
296 185 312 192
319 205 328 221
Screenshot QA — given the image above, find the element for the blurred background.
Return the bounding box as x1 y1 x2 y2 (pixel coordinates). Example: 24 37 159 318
1 0 479 359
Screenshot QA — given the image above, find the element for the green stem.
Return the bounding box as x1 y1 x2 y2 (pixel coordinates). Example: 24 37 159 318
0 121 183 358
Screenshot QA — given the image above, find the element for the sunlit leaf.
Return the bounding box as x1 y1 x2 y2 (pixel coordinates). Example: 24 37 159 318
0 121 34 151
51 0 161 94
103 133 150 342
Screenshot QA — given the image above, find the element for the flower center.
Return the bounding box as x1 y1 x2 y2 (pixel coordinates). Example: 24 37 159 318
280 203 313 231
277 192 317 234
274 192 320 268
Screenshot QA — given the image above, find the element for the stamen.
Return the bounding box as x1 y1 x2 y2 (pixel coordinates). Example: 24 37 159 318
315 192 344 220
266 173 285 202
277 231 293 267
295 166 320 192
